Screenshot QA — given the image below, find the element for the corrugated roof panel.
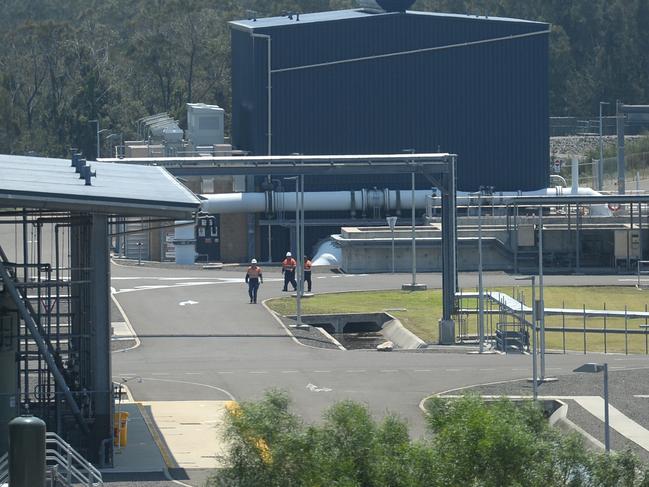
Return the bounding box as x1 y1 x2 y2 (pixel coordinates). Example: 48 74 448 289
0 155 200 217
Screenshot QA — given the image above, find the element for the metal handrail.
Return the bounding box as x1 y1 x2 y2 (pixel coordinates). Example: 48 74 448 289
45 432 103 486
0 452 8 484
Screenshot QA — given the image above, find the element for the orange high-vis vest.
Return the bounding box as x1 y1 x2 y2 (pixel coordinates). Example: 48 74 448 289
304 260 312 271
282 258 296 271
247 266 262 279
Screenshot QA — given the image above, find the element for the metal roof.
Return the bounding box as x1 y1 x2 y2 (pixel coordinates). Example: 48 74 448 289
0 154 200 218
230 8 546 31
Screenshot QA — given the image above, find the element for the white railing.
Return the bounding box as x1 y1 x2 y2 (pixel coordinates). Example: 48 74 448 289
0 452 8 485
45 432 103 486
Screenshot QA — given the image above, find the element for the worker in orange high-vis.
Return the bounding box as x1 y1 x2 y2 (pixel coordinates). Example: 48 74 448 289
281 252 297 292
303 256 313 293
245 258 263 303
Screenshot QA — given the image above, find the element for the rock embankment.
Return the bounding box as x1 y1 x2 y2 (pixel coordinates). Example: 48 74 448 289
550 135 643 157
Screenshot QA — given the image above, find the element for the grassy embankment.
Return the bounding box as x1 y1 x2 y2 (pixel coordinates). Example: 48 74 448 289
267 286 649 354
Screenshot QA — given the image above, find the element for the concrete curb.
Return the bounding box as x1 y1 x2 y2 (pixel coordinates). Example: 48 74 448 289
381 314 427 349
261 299 345 351
111 292 141 353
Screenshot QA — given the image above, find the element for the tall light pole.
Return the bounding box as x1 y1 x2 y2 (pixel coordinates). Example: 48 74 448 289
574 363 610 452
478 189 484 353
599 102 609 190
90 120 108 160
402 162 426 291
538 205 545 380
516 275 537 400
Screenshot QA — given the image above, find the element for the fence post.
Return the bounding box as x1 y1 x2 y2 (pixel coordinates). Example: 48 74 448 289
644 303 648 355
604 303 608 353
625 305 628 355
583 304 587 354
562 300 566 354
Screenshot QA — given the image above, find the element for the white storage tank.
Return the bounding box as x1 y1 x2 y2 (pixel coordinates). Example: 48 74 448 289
187 103 224 148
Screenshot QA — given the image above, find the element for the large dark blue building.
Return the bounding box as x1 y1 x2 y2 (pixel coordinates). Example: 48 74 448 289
230 7 549 192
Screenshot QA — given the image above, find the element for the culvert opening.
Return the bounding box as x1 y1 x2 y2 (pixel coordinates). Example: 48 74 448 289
343 322 381 333
337 321 384 350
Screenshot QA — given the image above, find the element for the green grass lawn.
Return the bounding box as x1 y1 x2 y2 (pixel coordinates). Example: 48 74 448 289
266 286 649 354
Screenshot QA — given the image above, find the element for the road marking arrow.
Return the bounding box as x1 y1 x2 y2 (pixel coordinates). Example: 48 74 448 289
306 383 332 393
179 300 199 306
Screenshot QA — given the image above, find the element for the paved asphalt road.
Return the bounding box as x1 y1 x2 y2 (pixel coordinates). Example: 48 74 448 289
110 263 649 438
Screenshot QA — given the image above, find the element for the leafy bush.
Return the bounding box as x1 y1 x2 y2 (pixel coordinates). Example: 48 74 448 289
209 391 649 487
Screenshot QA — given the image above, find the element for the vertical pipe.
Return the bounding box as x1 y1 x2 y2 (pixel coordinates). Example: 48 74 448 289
599 102 605 191
267 224 272 263
617 100 625 195
576 204 581 272
571 157 579 194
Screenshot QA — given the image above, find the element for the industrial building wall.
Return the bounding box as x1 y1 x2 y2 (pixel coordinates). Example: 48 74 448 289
231 10 549 192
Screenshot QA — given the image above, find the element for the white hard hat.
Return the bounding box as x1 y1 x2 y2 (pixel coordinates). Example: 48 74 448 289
251 258 257 264
286 252 292 257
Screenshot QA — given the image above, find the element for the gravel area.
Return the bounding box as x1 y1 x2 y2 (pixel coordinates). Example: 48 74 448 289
457 367 649 461
277 315 342 349
111 339 137 352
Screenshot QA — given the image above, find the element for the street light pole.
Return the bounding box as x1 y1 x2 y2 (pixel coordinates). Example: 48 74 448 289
478 190 484 353
411 171 416 285
538 205 545 380
603 363 610 452
574 362 610 452
531 276 538 400
516 275 537 400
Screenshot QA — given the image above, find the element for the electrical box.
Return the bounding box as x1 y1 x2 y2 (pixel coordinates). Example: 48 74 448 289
615 229 641 260
518 224 535 247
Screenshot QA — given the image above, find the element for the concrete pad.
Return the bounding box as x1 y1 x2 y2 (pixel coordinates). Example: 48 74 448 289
108 403 166 474
111 321 131 337
573 396 649 452
141 401 231 469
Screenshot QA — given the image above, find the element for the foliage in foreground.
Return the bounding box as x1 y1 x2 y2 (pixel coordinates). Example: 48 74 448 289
209 390 649 487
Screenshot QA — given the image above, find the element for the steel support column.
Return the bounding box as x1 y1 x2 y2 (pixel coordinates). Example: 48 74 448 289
441 156 457 322
89 214 113 466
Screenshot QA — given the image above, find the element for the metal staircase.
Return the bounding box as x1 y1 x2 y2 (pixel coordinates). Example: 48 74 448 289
0 432 103 486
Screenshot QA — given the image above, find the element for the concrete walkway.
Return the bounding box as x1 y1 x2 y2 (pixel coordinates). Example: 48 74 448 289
570 396 649 452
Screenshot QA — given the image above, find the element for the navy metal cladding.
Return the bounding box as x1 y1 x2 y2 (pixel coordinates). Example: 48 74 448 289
231 10 549 191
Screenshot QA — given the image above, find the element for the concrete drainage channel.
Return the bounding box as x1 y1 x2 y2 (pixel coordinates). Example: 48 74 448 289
288 312 427 350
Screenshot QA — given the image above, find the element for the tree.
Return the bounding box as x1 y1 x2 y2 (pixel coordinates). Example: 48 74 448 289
211 391 649 486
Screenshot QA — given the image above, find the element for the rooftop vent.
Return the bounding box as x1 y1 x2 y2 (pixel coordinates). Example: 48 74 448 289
357 0 415 13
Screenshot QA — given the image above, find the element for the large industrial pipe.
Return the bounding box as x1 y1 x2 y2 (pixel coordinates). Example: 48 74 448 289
200 187 611 215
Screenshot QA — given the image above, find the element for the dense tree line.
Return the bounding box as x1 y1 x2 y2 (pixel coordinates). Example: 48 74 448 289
1 0 647 158
210 391 649 486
